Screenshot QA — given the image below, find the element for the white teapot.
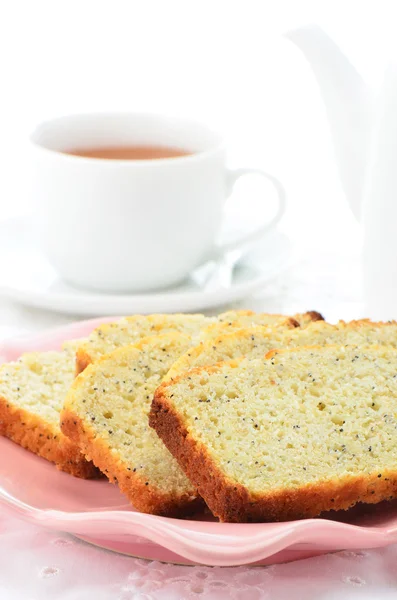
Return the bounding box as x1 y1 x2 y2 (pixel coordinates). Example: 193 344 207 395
287 24 397 319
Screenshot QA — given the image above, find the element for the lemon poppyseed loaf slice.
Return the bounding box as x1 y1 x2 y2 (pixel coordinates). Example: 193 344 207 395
151 345 397 522
73 310 315 374
61 333 202 516
73 311 255 374
200 310 323 340
74 313 213 374
165 319 397 381
0 350 99 478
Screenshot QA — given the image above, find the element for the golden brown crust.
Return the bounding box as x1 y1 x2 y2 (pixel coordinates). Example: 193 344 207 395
287 318 300 328
150 375 397 522
75 349 92 376
60 407 203 517
0 396 100 478
292 311 325 327
304 311 324 322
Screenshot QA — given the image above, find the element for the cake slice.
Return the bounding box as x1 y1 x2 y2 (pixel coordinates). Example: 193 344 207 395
61 333 202 516
151 344 397 522
200 310 323 339
74 313 213 374
73 310 321 375
165 319 397 381
0 349 99 478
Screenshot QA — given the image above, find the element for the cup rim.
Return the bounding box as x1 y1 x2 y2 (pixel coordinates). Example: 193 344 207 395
29 112 225 165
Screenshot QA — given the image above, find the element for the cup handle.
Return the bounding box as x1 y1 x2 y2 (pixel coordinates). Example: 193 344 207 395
213 168 287 258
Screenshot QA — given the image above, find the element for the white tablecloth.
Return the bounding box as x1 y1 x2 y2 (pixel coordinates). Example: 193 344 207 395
2 510 397 600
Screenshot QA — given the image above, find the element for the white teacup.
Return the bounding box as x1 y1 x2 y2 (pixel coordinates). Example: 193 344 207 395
30 113 286 293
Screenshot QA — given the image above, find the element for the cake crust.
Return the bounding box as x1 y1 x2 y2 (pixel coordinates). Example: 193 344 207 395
0 396 99 478
75 348 93 376
61 407 202 516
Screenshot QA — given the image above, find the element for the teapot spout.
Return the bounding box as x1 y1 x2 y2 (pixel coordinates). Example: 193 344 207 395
285 24 372 220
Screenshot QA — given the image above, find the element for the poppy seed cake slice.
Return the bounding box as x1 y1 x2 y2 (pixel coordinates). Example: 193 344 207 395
200 310 323 340
165 319 397 381
61 333 202 516
0 349 99 478
151 345 397 522
74 313 213 374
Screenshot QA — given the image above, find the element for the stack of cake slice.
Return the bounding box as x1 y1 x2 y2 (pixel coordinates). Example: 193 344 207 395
6 308 397 524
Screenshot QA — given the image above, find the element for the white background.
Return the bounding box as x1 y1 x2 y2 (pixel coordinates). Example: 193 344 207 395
2 0 396 255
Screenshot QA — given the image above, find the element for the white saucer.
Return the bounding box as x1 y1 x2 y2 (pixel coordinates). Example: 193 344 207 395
0 217 292 316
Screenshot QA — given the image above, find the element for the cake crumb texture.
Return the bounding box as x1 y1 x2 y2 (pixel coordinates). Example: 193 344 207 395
61 333 202 516
151 344 397 522
0 349 99 478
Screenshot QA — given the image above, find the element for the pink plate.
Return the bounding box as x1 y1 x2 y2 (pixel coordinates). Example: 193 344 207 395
1 318 397 566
